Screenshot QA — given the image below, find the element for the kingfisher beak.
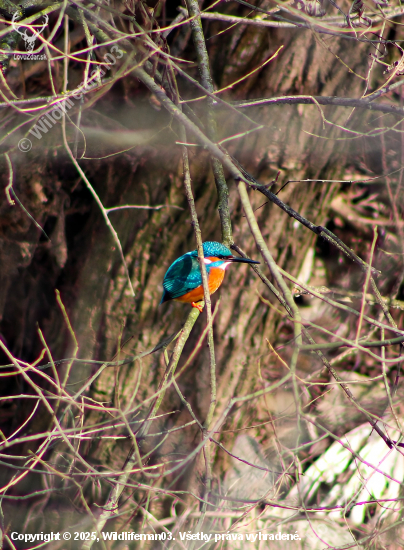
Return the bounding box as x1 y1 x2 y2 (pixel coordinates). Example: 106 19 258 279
229 256 260 265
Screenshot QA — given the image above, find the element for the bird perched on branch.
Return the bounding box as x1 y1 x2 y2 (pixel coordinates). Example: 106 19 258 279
160 241 260 312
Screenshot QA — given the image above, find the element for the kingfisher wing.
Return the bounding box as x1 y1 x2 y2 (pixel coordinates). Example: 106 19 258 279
161 253 203 302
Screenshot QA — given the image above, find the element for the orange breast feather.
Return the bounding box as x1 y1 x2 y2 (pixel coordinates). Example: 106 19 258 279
175 265 225 303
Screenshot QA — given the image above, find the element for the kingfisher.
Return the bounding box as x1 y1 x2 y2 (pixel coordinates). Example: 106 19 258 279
160 241 260 312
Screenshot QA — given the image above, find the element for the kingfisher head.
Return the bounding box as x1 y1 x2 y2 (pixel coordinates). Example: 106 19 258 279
201 242 260 269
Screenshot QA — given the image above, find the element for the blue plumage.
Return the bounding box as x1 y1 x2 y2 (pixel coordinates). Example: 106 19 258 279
160 242 231 303
201 242 233 258
160 241 260 305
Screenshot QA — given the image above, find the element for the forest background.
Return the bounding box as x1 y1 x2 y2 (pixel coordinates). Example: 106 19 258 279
1 0 404 547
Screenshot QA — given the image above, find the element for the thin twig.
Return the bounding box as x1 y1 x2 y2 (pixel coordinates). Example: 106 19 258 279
61 118 136 297
185 0 232 247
